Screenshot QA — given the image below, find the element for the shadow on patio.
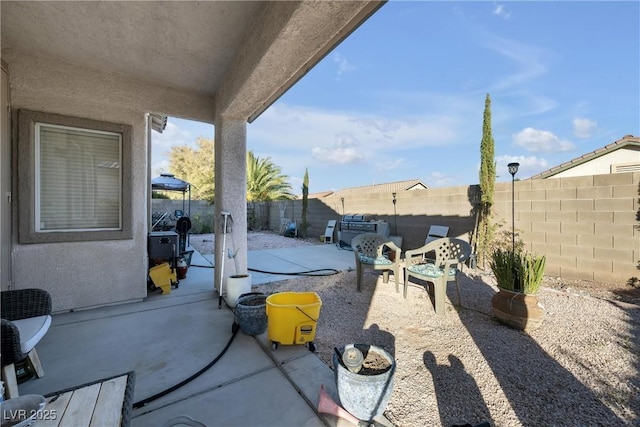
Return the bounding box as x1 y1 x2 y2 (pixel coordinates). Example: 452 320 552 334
16 245 373 426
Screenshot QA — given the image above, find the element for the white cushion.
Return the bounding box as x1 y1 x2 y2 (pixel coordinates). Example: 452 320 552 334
12 315 51 354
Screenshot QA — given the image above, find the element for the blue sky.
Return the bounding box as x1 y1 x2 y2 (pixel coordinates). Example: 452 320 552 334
152 1 640 194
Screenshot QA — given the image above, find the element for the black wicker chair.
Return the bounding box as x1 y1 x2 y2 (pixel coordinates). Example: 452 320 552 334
1 288 52 398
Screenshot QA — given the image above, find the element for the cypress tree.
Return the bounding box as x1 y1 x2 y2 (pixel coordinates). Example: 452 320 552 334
477 94 496 267
300 168 310 238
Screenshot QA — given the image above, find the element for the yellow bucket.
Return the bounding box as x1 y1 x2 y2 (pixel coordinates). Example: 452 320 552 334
149 262 176 294
266 292 322 349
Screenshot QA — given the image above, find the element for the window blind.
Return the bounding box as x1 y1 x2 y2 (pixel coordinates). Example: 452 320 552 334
36 124 122 231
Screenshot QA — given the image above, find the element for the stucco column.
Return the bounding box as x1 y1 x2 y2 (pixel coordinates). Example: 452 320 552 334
214 117 248 296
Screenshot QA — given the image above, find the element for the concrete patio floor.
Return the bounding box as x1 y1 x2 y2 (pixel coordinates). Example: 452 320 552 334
17 243 392 426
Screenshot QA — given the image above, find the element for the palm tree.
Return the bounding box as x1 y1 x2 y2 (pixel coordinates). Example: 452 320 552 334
246 151 295 201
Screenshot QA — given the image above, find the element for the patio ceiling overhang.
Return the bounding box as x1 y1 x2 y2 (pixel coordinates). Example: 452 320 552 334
1 1 385 124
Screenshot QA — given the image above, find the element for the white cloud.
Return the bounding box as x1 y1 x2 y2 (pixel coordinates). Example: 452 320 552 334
332 52 355 77
493 91 558 122
311 146 364 164
483 36 548 92
151 121 194 174
151 159 170 176
496 154 548 180
375 158 404 173
493 4 511 20
249 104 460 167
572 117 597 138
152 121 193 154
512 127 575 153
427 171 455 187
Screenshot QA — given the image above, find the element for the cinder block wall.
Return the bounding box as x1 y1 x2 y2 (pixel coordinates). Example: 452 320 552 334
512 172 639 284
259 172 639 286
151 199 213 218
264 185 479 250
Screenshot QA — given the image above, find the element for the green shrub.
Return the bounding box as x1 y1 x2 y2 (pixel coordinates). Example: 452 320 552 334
491 220 525 254
190 213 214 234
152 191 170 199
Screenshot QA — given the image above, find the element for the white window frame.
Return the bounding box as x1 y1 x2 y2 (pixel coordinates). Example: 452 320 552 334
17 109 132 244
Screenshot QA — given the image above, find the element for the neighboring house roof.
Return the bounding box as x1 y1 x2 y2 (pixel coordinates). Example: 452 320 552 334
329 179 429 198
308 191 335 199
528 135 640 179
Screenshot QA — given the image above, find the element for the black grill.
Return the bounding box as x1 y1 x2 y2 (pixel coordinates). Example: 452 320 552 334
341 221 376 232
338 215 389 248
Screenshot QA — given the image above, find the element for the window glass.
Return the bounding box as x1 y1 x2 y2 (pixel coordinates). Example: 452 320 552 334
36 124 122 231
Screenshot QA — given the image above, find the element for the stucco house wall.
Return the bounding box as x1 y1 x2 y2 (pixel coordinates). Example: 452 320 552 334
551 146 640 178
3 1 385 313
6 53 215 312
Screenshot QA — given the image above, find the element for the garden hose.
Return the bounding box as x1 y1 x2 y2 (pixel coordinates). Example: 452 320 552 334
133 326 239 409
248 267 339 277
189 263 341 277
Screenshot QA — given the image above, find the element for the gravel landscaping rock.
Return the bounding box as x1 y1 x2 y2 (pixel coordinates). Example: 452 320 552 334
191 232 640 426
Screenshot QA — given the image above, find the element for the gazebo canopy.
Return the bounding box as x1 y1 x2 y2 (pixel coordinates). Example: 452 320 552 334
151 173 190 192
152 173 191 218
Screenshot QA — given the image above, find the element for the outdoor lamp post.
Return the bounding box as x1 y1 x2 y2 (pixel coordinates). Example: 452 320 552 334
507 162 519 254
392 192 397 234
508 162 520 291
341 197 345 215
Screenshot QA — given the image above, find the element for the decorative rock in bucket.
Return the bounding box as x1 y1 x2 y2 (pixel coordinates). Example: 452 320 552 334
234 293 267 335
332 344 396 422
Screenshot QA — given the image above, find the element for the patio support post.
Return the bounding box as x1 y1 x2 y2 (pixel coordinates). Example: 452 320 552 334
214 117 248 297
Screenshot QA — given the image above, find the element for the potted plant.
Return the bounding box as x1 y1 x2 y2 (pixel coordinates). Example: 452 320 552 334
490 248 546 332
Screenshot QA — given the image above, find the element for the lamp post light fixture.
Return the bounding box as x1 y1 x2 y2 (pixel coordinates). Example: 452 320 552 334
392 192 397 234
340 197 345 215
508 162 520 176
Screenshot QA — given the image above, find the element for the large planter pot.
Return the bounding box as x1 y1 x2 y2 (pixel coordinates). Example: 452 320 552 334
492 288 545 332
332 344 395 422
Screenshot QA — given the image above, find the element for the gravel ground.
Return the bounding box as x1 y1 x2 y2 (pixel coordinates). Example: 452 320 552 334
191 232 640 426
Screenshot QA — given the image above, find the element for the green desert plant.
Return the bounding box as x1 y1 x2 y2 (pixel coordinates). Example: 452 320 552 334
490 249 517 291
490 248 546 294
517 251 546 294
